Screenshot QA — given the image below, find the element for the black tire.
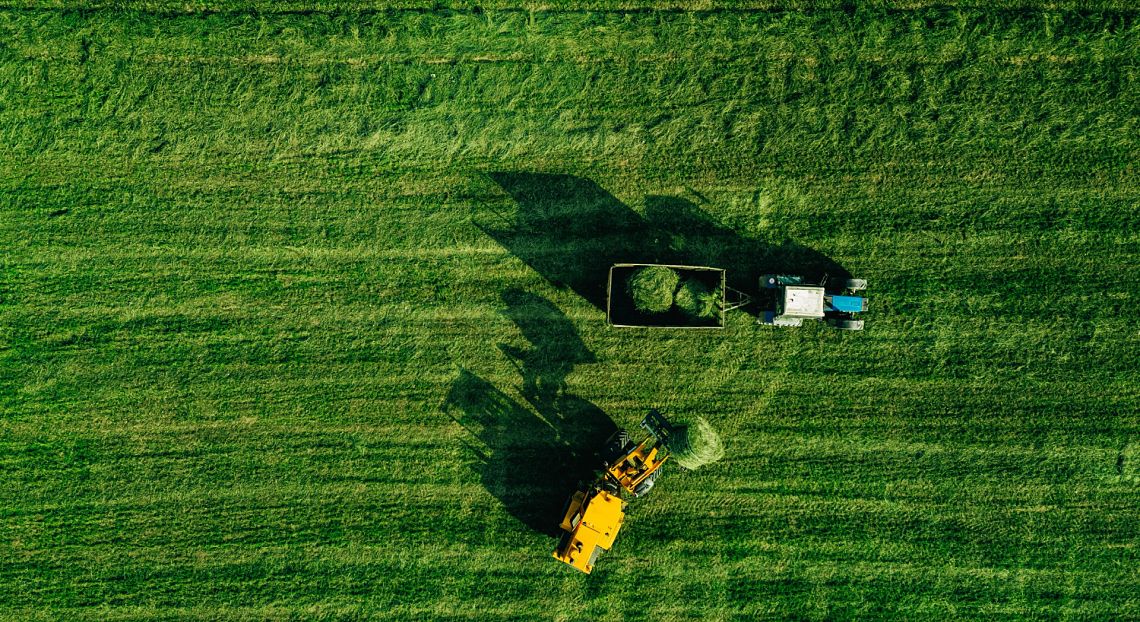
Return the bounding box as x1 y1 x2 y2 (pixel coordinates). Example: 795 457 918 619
632 466 661 497
830 318 864 331
600 429 631 465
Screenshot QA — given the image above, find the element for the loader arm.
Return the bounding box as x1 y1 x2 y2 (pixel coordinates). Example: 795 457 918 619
605 439 667 495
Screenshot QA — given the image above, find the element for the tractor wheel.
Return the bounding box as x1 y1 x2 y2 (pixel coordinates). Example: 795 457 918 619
830 319 864 331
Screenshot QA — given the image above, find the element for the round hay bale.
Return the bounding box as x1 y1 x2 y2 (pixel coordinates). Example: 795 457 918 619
664 417 724 470
627 266 680 314
673 278 721 319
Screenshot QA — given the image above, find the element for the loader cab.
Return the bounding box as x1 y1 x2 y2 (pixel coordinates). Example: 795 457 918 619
553 488 625 574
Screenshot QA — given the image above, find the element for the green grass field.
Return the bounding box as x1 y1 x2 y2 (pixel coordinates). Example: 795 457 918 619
2 3 1138 620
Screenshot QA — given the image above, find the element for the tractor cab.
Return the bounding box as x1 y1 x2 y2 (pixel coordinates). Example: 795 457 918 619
760 274 867 330
774 284 826 326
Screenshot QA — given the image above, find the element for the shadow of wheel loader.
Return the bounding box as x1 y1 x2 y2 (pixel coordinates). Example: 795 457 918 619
442 291 616 537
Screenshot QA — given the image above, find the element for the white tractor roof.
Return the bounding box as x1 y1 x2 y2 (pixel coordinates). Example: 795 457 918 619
782 285 826 318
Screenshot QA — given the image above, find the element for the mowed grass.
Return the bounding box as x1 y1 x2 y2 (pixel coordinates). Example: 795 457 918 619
1 5 1138 621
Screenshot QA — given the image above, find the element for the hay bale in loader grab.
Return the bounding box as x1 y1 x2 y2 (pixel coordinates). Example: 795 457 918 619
663 417 725 471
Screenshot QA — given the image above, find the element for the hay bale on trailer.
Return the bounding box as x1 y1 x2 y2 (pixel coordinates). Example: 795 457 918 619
608 263 746 329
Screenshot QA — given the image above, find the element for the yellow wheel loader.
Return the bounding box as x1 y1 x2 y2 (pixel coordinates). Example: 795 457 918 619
552 409 677 574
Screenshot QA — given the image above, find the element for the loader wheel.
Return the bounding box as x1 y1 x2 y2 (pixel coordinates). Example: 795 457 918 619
600 430 631 465
633 466 661 497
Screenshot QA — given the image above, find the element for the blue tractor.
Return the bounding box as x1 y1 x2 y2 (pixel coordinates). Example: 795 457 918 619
758 275 867 330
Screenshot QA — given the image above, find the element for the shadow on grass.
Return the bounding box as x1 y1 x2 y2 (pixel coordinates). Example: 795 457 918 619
478 173 665 311
481 173 851 316
499 288 595 407
442 291 615 537
643 195 852 295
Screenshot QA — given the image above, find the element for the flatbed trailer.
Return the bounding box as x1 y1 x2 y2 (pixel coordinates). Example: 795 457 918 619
606 263 748 329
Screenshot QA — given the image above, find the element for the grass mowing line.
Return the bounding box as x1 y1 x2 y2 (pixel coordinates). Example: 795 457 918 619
1 2 1137 619
3 1 1140 13
4 9 1135 170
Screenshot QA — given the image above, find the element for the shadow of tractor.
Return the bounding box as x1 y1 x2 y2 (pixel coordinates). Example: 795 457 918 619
481 173 851 316
478 173 665 311
442 291 615 536
643 195 852 298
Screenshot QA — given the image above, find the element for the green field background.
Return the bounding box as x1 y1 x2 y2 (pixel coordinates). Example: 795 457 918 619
2 4 1138 621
